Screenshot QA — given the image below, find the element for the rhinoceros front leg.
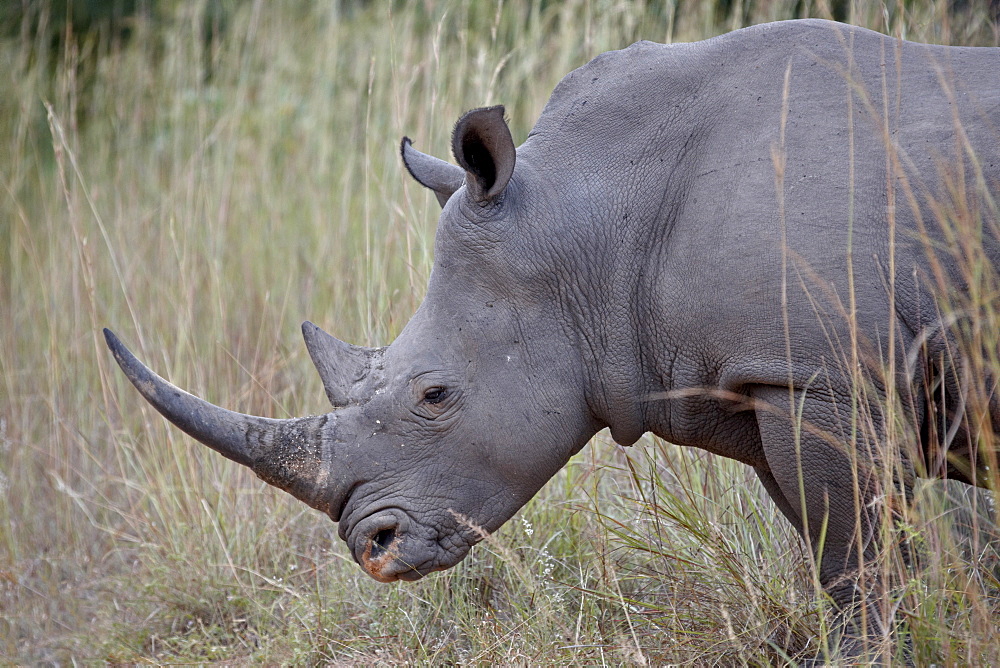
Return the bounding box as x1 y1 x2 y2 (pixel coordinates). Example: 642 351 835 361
752 385 894 661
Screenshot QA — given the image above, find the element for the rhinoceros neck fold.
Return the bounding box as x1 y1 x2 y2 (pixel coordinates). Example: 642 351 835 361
104 329 334 513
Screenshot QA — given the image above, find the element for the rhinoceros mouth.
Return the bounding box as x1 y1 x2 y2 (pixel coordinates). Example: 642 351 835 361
344 506 476 582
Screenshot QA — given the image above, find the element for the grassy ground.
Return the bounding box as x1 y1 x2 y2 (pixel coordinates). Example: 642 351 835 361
2 0 998 663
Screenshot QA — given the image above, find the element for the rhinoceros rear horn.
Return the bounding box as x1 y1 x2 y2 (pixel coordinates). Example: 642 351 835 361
301 321 382 408
451 105 515 202
104 329 336 514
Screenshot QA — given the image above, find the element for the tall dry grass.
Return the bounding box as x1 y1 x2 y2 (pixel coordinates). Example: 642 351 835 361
1 0 997 663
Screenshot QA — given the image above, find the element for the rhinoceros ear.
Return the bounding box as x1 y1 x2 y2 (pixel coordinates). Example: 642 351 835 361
451 105 515 203
400 137 466 208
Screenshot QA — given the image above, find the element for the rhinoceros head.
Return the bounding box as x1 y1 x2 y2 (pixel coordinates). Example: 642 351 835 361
105 106 605 582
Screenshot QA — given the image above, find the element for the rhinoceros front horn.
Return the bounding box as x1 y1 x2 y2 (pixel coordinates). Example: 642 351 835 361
103 329 336 515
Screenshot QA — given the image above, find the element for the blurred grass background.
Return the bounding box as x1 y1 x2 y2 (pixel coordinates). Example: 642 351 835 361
1 0 998 663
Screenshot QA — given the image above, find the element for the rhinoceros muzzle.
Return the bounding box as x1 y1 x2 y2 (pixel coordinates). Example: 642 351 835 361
103 328 470 583
349 510 435 582
337 488 475 581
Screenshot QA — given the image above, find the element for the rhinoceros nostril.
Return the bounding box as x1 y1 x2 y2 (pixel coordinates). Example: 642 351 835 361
370 527 396 559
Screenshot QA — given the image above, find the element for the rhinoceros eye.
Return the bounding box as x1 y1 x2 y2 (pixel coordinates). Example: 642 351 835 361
422 387 448 405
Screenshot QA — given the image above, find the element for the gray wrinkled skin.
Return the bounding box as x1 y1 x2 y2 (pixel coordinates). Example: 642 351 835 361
107 19 999 654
